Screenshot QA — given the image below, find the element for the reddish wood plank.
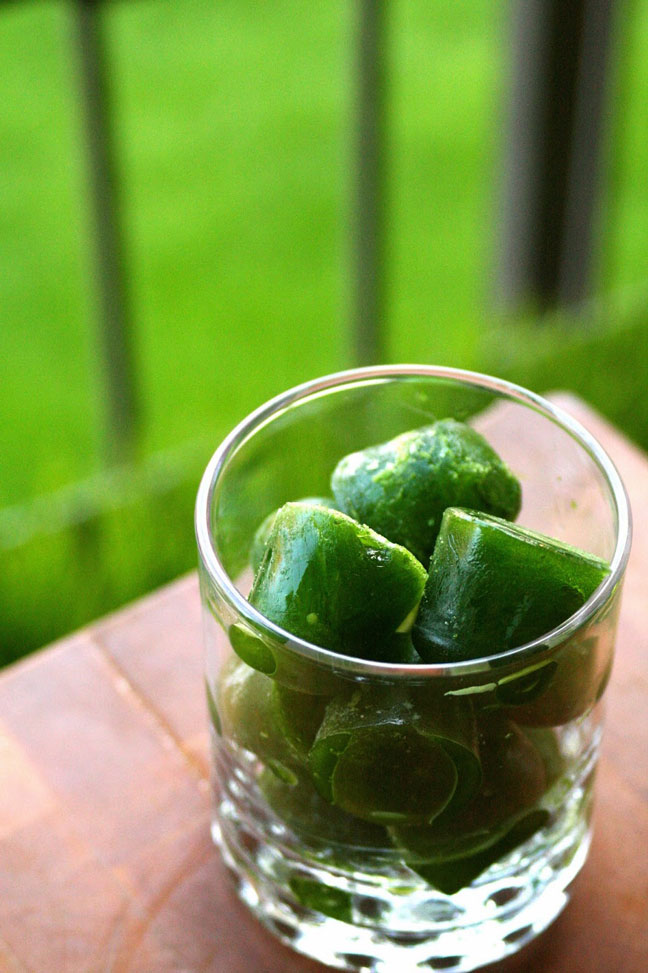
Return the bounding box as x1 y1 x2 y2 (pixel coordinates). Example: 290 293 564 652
94 573 208 776
0 811 130 972
0 724 55 840
111 841 331 973
0 936 26 973
0 632 206 871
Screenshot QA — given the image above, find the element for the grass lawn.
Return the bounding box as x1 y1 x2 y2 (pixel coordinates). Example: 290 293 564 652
1 0 647 659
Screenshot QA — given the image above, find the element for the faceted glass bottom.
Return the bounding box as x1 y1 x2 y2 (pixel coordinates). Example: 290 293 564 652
211 729 597 973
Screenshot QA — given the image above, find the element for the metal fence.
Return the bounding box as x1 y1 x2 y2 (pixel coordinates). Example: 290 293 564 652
69 0 617 465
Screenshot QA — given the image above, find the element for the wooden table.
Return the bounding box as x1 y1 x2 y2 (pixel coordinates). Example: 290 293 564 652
1 395 647 973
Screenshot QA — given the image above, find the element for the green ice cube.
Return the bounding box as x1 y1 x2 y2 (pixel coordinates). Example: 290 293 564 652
410 808 549 895
391 719 547 861
260 768 389 850
217 655 303 780
413 508 610 663
250 502 427 660
250 496 338 573
331 419 521 564
391 719 551 893
309 686 481 825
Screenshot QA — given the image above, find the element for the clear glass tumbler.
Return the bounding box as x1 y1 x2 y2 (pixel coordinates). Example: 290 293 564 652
195 366 631 973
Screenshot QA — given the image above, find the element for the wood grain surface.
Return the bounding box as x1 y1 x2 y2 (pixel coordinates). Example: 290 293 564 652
0 395 646 972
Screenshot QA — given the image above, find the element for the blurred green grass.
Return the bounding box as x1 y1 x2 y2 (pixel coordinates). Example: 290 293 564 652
1 0 647 662
0 0 505 508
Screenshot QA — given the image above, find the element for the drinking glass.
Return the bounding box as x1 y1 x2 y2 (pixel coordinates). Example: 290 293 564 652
195 366 631 973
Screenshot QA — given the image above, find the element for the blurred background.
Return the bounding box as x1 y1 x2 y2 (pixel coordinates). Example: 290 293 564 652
1 0 647 665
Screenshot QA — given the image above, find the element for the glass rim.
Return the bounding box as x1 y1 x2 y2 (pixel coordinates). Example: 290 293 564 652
195 365 632 679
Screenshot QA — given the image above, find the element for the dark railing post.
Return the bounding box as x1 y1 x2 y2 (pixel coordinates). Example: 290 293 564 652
498 0 617 311
73 0 139 464
353 0 387 364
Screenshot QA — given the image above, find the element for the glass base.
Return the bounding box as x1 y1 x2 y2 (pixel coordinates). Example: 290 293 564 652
212 759 593 973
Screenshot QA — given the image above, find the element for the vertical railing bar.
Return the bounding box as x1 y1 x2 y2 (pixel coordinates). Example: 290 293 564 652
496 0 549 309
353 0 387 365
498 0 616 312
559 0 616 305
73 0 139 465
600 0 640 295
